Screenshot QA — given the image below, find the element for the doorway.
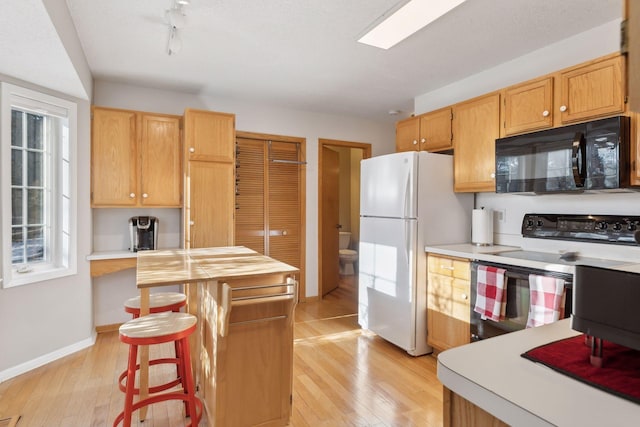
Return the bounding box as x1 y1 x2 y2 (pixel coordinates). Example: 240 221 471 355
318 139 371 310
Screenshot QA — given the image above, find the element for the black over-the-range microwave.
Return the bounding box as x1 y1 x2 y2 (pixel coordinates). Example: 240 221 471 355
495 116 631 193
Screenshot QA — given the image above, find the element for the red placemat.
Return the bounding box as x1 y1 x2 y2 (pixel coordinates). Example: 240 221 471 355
521 334 640 405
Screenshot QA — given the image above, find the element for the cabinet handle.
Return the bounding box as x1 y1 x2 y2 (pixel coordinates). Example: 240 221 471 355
420 138 426 143
440 265 455 271
129 192 136 198
190 220 195 226
542 110 549 117
490 172 496 179
189 147 195 153
559 105 567 112
282 230 288 236
460 293 468 300
412 140 418 145
142 193 148 198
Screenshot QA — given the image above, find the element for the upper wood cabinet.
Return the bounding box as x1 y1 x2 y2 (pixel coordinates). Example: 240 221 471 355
627 0 640 112
395 116 420 152
558 55 625 124
91 106 182 207
421 107 453 151
395 108 453 152
502 54 624 136
502 77 554 136
453 93 501 193
183 109 235 249
184 108 235 162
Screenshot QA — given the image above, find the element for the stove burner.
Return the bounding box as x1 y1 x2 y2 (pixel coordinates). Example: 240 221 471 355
522 214 640 246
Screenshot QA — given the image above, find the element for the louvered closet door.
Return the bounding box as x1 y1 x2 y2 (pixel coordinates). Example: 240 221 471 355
234 138 301 273
235 138 266 253
268 141 301 270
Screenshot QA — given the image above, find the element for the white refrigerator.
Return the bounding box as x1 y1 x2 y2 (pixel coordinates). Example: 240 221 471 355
358 151 473 356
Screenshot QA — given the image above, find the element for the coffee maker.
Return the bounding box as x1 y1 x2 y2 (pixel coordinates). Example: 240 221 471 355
129 216 159 252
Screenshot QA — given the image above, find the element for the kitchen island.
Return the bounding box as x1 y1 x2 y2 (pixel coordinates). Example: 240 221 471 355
136 247 299 427
437 319 640 427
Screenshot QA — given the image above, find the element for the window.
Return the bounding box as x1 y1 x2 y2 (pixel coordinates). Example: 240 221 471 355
1 83 77 288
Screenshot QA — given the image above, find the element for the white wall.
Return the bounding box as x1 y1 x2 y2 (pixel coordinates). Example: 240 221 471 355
92 80 396 323
413 18 640 262
92 208 182 325
0 0 93 381
415 20 621 114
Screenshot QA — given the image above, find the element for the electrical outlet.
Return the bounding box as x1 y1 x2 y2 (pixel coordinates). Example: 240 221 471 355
495 209 506 223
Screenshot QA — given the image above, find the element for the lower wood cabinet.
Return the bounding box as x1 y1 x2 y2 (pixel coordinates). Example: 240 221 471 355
427 254 471 351
196 273 297 427
443 387 509 427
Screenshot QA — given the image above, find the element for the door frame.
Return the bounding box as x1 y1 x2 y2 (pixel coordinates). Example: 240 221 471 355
317 138 371 299
236 130 307 301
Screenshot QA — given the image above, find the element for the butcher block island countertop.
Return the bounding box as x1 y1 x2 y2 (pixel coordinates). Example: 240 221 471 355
136 247 299 427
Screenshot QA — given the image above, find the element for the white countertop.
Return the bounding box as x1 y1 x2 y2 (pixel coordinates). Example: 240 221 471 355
425 243 638 274
438 319 640 427
86 250 137 260
86 248 182 261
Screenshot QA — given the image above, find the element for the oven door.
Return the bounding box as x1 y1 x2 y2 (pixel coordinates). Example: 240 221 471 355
470 262 572 341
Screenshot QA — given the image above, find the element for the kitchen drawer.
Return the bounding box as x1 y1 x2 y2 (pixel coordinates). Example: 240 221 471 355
428 254 470 280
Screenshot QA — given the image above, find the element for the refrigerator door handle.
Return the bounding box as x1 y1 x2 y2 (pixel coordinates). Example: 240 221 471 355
404 220 411 267
404 173 411 218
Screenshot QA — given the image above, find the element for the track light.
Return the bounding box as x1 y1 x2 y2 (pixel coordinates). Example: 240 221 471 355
165 0 188 55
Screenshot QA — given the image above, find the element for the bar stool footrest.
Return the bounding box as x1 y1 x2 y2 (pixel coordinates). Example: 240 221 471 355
113 393 203 427
118 357 182 394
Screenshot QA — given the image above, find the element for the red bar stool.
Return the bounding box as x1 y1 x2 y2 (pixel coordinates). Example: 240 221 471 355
113 312 202 427
124 292 187 318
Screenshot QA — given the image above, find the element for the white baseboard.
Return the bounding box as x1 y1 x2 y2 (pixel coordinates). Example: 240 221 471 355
0 333 96 383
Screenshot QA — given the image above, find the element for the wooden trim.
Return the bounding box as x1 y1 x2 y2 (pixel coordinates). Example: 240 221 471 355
90 258 137 277
317 138 372 299
237 130 305 144
95 323 122 334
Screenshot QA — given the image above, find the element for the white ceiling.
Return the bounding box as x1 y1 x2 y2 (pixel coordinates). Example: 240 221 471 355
3 0 625 122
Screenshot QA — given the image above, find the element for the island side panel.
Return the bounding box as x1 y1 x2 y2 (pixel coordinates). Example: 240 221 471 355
444 387 510 427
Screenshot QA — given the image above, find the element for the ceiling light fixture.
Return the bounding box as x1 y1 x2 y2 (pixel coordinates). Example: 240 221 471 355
358 0 467 50
165 0 189 55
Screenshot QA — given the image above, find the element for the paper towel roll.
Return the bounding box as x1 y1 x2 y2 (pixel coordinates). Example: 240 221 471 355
472 208 493 246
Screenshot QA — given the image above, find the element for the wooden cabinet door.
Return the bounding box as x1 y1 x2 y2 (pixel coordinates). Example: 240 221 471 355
559 55 624 124
184 109 235 162
503 77 553 136
427 272 454 350
453 93 501 193
186 160 235 248
139 114 182 207
631 112 640 186
395 116 420 152
427 254 471 351
421 107 453 151
183 109 236 249
91 107 138 207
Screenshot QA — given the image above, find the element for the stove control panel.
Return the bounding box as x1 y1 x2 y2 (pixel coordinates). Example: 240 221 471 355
521 214 640 245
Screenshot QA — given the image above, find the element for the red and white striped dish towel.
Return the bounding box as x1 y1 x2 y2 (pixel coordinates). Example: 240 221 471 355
526 274 566 328
473 265 507 321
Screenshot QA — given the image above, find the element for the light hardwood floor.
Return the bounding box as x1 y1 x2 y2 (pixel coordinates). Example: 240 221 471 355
0 276 443 426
